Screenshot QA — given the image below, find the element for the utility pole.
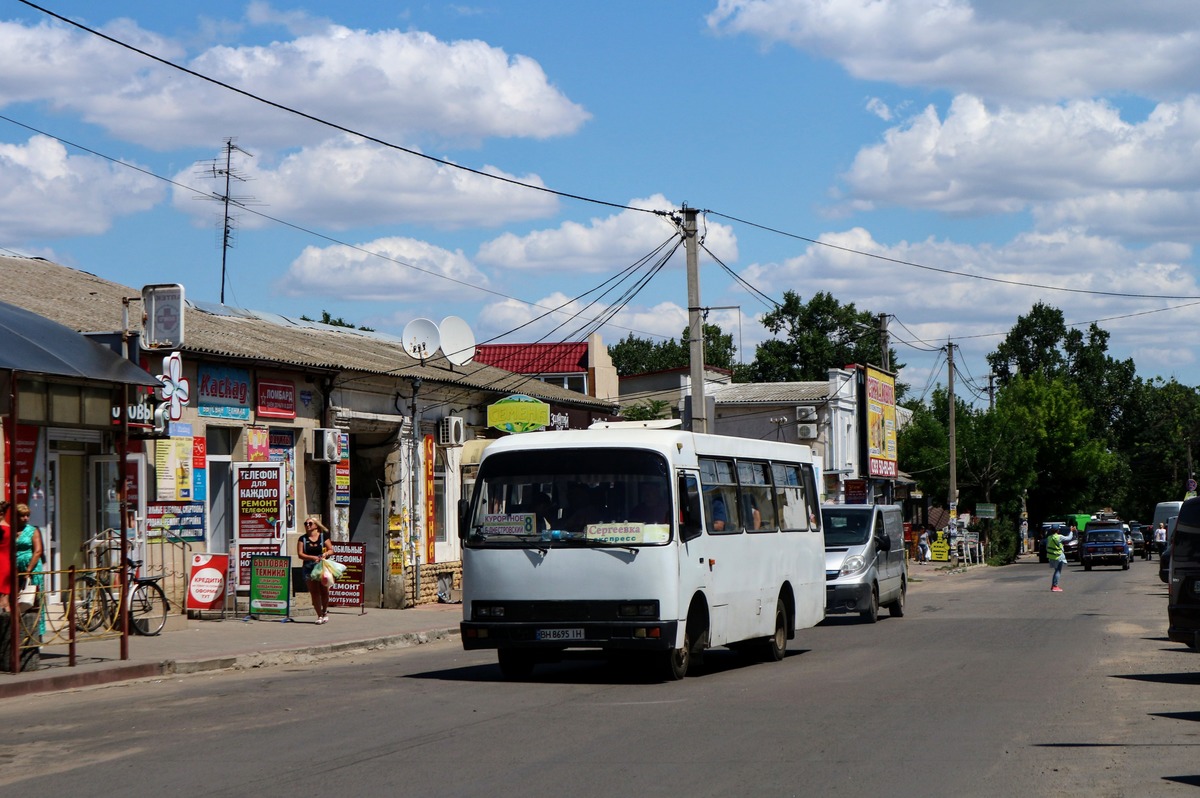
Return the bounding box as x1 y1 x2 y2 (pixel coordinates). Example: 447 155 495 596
947 340 957 526
878 313 890 371
197 138 255 304
986 372 996 410
683 205 707 433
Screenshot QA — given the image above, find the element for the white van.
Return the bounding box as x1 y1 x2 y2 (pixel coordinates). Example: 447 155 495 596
1153 501 1184 532
821 504 907 623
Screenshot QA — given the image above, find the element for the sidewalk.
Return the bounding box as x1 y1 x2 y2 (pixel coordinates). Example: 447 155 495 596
0 602 464 699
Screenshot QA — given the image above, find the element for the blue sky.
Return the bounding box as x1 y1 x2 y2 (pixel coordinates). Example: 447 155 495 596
5 1 1200 404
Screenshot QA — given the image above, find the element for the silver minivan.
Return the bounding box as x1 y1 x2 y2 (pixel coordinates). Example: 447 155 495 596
821 504 907 623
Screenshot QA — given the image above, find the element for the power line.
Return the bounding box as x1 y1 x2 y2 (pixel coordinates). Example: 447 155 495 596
18 0 666 222
0 111 684 350
704 208 1200 302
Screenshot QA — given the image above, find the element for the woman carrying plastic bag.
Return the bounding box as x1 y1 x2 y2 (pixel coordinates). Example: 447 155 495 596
297 515 334 624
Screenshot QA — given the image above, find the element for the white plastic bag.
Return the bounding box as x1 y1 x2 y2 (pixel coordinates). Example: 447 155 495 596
315 558 346 586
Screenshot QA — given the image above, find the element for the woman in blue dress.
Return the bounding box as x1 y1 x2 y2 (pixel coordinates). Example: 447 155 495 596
14 503 45 637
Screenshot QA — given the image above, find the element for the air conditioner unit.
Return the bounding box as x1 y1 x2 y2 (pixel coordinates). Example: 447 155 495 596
439 416 466 446
311 428 342 462
796 423 818 440
795 405 817 422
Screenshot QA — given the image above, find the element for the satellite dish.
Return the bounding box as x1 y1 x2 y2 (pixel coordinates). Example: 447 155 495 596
402 318 441 361
439 315 476 366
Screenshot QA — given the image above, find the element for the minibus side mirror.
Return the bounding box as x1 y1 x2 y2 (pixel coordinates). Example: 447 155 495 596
457 498 471 540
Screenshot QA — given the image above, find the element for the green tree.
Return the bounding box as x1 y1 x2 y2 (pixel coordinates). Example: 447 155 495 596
744 291 903 389
608 324 735 376
997 374 1116 524
620 398 671 421
986 302 1069 385
301 310 375 331
1117 377 1200 513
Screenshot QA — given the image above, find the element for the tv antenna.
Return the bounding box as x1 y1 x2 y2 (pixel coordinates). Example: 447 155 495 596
195 138 259 304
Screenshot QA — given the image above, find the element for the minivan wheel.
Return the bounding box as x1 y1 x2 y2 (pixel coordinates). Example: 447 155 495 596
887 580 906 618
860 587 879 624
1122 558 1130 570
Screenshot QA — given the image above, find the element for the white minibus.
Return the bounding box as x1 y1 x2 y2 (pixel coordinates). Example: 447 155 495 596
459 422 825 680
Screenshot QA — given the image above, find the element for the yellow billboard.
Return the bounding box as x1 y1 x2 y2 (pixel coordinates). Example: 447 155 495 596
865 366 897 478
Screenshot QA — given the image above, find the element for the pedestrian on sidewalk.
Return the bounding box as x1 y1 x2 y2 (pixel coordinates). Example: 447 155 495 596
917 524 931 563
298 515 333 623
1046 523 1075 592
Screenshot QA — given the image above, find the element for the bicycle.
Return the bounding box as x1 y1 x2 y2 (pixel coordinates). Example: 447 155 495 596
74 556 169 636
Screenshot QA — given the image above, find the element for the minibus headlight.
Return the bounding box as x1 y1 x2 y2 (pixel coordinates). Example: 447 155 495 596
618 602 658 618
840 555 867 577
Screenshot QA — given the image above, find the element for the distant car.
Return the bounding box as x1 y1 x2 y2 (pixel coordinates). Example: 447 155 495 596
1063 531 1081 562
1081 524 1130 570
1037 522 1067 563
1128 528 1147 559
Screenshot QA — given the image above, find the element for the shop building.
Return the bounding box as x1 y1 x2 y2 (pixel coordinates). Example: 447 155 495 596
0 255 618 611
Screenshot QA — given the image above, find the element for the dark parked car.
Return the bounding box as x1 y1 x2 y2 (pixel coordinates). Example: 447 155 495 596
1167 500 1200 650
1081 525 1130 570
1128 528 1147 559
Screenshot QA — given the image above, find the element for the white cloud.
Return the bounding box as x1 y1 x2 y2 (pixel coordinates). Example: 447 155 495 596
244 2 333 37
476 195 738 272
476 292 690 346
0 17 590 150
737 225 1200 387
277 236 489 302
171 137 558 230
839 94 1200 239
865 97 892 121
0 134 163 240
707 0 1200 103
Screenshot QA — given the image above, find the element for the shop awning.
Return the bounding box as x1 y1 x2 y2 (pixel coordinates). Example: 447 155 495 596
0 299 159 387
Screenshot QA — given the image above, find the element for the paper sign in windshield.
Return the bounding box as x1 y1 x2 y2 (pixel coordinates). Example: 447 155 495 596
585 523 670 545
481 513 537 536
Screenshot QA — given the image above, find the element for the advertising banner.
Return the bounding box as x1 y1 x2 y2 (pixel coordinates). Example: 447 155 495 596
237 543 280 589
234 462 284 540
865 367 898 479
257 379 296 419
424 434 436 564
334 432 350 506
248 554 291 617
268 429 297 532
186 552 229 611
197 364 251 419
327 542 366 609
146 501 206 542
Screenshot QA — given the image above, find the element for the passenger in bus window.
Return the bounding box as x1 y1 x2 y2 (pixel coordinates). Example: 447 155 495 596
531 492 556 531
709 493 728 531
741 494 763 530
561 482 602 532
631 482 670 524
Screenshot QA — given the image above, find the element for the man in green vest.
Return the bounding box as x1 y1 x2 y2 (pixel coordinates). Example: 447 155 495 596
1046 522 1077 592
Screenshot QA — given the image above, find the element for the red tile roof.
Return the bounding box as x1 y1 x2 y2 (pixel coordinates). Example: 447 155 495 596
474 342 589 374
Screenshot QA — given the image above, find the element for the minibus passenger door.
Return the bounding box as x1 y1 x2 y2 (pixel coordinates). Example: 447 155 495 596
678 472 702 542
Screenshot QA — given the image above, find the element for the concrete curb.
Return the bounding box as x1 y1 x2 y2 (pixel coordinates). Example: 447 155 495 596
0 627 462 698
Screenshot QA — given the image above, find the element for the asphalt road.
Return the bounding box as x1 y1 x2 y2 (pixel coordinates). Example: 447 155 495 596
0 557 1195 797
